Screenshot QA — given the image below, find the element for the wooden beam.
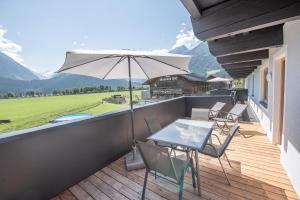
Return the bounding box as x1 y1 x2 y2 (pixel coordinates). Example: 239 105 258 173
230 75 249 78
225 68 257 73
227 71 255 76
180 0 201 19
227 71 253 76
228 74 252 78
191 0 300 41
223 66 258 72
217 50 269 64
227 69 254 73
222 60 261 68
208 25 283 57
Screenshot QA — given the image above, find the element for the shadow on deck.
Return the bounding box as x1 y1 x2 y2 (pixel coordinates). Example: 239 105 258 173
53 122 299 200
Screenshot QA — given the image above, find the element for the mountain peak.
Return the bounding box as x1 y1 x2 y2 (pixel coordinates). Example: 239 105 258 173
0 51 39 81
169 42 228 78
169 45 189 54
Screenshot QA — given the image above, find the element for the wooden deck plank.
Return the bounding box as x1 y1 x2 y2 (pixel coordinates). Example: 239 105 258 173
102 167 166 200
59 190 78 200
54 122 299 200
69 185 94 200
78 180 110 200
95 170 142 200
109 160 209 200
87 175 129 200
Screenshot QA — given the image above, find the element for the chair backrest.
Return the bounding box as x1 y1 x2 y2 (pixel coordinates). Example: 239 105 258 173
227 103 247 121
210 102 226 117
136 141 179 181
191 108 209 121
145 117 162 134
219 125 239 156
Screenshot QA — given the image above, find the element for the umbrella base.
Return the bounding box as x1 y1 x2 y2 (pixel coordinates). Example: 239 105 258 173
125 150 145 171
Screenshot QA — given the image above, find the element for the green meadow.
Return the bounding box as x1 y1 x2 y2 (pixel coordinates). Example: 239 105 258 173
0 91 141 134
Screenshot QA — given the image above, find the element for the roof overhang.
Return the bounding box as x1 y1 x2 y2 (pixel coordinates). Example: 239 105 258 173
180 0 300 79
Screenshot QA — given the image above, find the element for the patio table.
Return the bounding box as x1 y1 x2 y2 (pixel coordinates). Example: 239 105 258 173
148 118 214 196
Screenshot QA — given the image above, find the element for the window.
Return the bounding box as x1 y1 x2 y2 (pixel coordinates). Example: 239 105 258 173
260 67 269 108
262 68 268 103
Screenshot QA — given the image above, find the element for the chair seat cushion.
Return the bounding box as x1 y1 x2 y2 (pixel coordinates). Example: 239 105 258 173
201 144 221 157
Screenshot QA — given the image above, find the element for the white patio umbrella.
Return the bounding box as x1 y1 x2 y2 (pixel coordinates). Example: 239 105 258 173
207 77 233 83
57 49 191 169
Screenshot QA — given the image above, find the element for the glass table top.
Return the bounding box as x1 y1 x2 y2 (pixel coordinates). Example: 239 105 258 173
148 119 214 151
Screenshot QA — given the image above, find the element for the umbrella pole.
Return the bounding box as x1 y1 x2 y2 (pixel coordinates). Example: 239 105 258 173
125 56 144 171
127 56 136 157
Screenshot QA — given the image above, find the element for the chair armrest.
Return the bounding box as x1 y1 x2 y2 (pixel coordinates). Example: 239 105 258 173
211 133 222 145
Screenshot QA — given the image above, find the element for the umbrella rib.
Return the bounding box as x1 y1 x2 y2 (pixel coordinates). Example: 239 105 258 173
135 55 190 73
131 57 150 80
57 54 119 73
103 56 127 79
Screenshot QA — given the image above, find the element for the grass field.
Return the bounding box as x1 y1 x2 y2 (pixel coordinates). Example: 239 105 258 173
0 91 141 134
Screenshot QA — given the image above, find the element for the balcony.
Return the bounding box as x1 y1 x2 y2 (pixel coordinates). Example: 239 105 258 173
152 88 183 96
0 96 298 200
52 121 298 200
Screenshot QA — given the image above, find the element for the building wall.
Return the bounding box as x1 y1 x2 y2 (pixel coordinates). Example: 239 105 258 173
246 19 300 197
280 19 300 197
150 76 208 97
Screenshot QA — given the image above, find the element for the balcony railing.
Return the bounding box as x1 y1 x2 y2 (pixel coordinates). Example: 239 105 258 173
0 95 234 199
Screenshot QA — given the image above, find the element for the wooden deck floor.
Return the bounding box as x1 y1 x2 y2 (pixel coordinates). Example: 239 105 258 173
52 122 299 200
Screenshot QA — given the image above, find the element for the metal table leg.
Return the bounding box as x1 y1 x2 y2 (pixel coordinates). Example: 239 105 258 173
195 150 201 196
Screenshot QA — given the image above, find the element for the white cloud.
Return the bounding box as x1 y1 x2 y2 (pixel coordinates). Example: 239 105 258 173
72 41 77 45
150 24 201 53
172 29 201 50
0 28 24 64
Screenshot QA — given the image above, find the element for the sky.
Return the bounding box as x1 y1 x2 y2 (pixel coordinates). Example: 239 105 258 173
0 0 200 74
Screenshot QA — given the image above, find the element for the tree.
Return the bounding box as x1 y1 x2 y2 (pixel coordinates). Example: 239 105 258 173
26 91 35 97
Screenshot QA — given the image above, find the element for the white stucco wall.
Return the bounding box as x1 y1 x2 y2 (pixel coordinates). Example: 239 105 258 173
246 60 272 138
280 20 300 197
246 19 300 197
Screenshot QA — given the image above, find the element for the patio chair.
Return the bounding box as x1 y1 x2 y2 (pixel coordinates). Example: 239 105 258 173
208 102 226 119
213 103 247 137
137 141 196 200
199 124 239 185
145 117 177 155
191 108 209 121
145 116 161 134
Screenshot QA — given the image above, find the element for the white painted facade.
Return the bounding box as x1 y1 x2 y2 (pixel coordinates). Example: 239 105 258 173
245 19 300 196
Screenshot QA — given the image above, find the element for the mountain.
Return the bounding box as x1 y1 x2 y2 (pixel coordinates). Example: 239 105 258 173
0 52 139 94
0 42 227 94
0 52 39 81
170 42 228 77
0 74 138 94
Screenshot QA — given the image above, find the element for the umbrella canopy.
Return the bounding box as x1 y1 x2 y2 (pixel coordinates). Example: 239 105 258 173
57 50 191 79
57 49 191 146
207 77 233 83
57 49 191 166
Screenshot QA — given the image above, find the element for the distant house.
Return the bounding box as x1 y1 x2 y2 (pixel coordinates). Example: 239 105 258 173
144 73 208 98
104 95 126 104
207 77 233 90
